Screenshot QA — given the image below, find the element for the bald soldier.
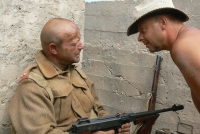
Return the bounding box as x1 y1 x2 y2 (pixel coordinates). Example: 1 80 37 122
9 18 131 134
127 0 200 112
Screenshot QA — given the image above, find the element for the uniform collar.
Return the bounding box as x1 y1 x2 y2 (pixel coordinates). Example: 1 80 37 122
35 51 73 78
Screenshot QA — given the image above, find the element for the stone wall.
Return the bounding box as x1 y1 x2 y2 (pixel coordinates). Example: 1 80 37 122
0 0 85 133
1 0 200 133
83 0 200 133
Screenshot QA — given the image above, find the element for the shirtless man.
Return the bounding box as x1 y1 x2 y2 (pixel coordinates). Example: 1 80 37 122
127 0 200 112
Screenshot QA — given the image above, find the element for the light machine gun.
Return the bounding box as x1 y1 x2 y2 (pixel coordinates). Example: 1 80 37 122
71 104 184 134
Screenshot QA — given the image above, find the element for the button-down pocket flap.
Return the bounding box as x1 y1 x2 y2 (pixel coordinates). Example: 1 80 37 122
71 71 95 107
73 88 94 113
71 76 89 90
50 83 73 98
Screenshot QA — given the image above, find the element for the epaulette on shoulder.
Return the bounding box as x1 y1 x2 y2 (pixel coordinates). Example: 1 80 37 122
19 63 37 82
18 63 54 103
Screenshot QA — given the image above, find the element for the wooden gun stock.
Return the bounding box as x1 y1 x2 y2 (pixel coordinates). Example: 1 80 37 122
134 114 159 134
133 55 163 134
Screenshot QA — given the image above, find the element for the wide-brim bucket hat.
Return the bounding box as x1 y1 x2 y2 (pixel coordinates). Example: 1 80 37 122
127 0 189 36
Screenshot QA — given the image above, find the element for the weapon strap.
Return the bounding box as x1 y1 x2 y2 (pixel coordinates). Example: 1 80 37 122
133 122 143 134
132 93 152 134
146 93 152 110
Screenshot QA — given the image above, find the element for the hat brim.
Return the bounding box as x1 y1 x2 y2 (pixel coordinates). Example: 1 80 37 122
127 8 189 36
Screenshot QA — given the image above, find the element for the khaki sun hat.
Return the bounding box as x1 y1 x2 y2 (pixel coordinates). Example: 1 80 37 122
127 0 189 36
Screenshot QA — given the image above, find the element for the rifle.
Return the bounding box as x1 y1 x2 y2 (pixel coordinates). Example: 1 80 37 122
133 55 163 134
71 104 184 134
148 55 163 111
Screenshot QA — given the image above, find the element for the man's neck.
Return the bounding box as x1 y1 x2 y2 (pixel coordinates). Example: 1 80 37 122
167 23 185 51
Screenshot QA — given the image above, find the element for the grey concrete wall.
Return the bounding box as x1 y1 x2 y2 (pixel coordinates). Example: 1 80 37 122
83 0 200 134
0 0 85 133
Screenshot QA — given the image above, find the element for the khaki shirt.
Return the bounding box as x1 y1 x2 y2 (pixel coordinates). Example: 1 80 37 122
8 51 109 134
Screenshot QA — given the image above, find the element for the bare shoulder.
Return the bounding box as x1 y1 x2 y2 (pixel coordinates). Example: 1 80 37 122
171 27 200 63
175 26 200 47
171 26 200 74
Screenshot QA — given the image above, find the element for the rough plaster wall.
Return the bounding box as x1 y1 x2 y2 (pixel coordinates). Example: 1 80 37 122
0 0 85 133
83 0 200 133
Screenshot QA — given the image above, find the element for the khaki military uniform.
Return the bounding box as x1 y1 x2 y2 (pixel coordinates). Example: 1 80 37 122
8 51 109 134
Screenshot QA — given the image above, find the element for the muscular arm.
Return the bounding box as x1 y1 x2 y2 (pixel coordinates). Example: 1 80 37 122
170 27 200 112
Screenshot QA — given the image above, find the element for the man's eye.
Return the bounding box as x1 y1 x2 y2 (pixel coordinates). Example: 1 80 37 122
142 28 146 33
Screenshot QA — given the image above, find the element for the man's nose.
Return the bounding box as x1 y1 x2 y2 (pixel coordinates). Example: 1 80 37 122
78 41 84 49
138 33 144 42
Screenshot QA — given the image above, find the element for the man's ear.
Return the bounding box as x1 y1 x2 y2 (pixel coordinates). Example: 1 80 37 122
159 16 167 30
49 43 58 55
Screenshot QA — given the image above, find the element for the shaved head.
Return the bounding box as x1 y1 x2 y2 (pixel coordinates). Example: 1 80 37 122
39 18 84 69
40 18 79 53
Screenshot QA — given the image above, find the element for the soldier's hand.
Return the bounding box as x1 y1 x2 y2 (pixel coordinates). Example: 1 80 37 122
92 129 115 134
118 111 131 134
118 123 131 134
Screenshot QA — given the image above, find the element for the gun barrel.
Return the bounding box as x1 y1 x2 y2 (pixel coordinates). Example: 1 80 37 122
155 55 163 69
135 104 184 119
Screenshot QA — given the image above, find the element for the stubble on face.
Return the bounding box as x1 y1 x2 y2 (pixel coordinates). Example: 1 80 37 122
54 21 82 67
62 25 83 63
138 17 164 53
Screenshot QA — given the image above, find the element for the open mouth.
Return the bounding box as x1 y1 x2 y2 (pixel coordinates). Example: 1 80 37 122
145 43 149 48
76 53 80 57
